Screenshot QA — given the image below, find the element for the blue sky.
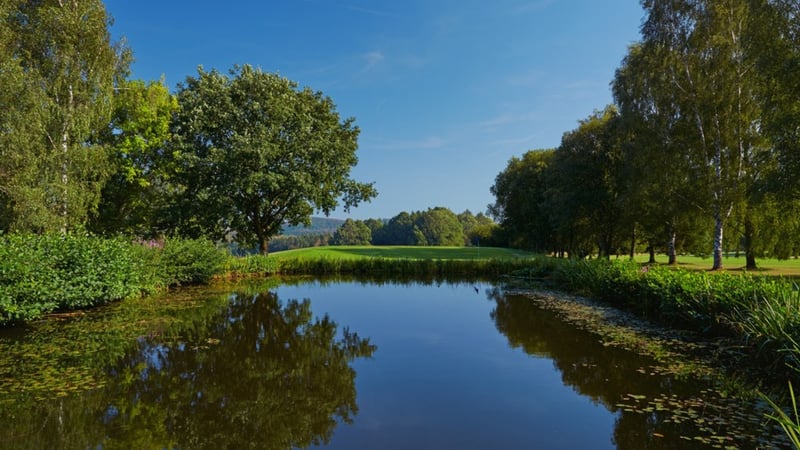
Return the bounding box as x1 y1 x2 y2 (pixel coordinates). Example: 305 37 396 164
104 0 645 220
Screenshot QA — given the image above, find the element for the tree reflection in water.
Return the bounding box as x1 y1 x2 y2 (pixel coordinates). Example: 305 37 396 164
488 288 785 450
0 290 375 449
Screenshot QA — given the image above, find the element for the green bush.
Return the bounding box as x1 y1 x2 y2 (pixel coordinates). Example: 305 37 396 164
153 237 228 286
0 233 150 324
0 234 228 325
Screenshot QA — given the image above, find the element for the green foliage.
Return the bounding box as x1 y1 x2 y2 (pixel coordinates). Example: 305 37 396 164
0 233 148 323
331 219 372 245
517 257 800 376
272 255 532 278
145 237 228 286
370 207 473 247
412 207 464 246
489 149 556 251
222 254 280 277
165 64 376 254
2 0 130 232
0 234 228 325
92 78 178 235
762 383 800 450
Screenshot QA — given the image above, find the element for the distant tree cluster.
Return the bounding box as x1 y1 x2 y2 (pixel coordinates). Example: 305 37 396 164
490 0 800 269
268 233 332 253
330 208 500 247
0 1 375 255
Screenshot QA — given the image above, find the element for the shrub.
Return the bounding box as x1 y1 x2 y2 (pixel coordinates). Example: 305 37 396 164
0 233 150 324
155 237 228 286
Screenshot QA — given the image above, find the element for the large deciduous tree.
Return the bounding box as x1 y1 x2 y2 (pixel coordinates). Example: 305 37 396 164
3 0 129 232
167 65 376 254
488 149 555 252
750 0 800 197
412 207 464 247
613 42 706 265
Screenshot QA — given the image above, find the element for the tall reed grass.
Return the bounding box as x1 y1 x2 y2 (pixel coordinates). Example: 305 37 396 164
513 257 800 375
222 253 533 278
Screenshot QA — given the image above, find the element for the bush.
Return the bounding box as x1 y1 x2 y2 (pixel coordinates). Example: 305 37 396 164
0 234 228 325
154 237 228 286
0 233 149 324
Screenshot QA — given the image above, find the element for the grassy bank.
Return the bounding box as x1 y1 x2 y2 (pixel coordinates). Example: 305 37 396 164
221 246 535 278
511 257 800 382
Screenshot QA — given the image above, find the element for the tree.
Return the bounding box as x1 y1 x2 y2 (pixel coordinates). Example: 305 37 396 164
546 107 628 258
0 0 43 232
331 219 372 245
750 0 800 197
167 65 376 254
91 78 177 235
457 210 479 245
413 207 464 246
4 0 129 232
638 0 769 269
373 211 416 245
489 149 555 252
613 42 706 265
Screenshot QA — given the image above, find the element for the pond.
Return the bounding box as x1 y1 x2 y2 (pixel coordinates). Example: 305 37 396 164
0 278 790 449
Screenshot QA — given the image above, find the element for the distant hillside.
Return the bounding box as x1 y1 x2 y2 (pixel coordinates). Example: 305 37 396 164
280 217 345 236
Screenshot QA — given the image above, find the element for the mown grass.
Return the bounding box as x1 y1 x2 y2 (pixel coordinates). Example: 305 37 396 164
221 246 535 278
272 246 533 260
632 254 800 277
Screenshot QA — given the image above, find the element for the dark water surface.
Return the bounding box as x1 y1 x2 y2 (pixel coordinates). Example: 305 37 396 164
0 279 788 449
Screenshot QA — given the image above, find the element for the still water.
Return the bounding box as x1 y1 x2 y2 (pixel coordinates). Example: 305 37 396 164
0 279 788 449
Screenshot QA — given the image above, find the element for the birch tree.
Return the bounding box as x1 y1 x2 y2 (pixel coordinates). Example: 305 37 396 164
4 0 128 232
639 0 768 269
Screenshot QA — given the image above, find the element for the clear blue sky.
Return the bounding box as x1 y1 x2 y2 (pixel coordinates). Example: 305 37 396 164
104 0 644 220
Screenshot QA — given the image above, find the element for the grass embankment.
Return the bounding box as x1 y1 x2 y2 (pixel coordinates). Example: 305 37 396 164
222 246 535 278
512 257 800 383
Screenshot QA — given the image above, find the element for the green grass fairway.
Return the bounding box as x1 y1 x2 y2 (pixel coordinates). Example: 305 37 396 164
270 246 534 261
633 254 800 277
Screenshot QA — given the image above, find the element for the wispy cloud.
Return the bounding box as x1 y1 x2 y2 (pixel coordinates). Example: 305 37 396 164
362 51 385 71
490 135 540 147
366 137 447 151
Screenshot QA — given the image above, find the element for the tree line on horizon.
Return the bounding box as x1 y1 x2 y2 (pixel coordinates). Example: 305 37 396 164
489 0 800 270
260 208 498 253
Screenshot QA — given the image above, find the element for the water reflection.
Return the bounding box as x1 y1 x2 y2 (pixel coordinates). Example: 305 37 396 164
0 290 375 449
489 288 786 449
0 280 790 449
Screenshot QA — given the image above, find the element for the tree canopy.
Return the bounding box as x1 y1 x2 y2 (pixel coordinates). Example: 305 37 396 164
164 65 376 254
